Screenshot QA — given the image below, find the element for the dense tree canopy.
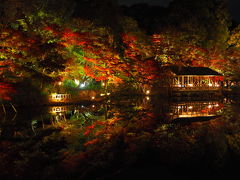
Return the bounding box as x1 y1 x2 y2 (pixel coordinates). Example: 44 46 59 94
151 0 233 74
0 0 240 101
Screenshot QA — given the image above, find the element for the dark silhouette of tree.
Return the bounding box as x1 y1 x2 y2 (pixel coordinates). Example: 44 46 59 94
120 3 168 34
73 0 124 54
0 0 76 24
166 0 231 49
151 0 232 71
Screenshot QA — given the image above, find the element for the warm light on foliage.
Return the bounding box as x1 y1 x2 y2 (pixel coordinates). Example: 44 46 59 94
122 33 160 85
0 82 15 100
42 25 131 84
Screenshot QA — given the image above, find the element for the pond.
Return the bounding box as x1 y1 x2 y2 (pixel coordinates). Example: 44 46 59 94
1 96 240 180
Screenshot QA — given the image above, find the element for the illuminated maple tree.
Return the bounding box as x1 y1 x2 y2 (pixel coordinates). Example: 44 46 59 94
122 33 159 87
42 19 131 86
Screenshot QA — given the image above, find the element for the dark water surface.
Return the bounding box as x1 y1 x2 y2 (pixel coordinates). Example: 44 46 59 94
1 96 240 179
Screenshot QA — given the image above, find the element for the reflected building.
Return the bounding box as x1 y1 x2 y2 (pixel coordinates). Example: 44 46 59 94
169 101 224 120
49 106 68 114
49 106 69 124
48 104 103 124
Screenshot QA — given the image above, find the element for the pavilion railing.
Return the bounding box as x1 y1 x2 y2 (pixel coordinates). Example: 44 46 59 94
171 86 221 91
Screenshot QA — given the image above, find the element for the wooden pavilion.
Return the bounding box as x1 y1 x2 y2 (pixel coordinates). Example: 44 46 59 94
163 66 223 92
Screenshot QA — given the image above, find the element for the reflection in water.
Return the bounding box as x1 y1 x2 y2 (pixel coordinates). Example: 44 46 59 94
50 106 68 114
47 99 226 123
49 104 102 120
49 106 68 124
169 101 224 119
1 97 240 179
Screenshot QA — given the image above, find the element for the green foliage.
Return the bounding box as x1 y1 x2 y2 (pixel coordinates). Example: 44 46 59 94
63 79 78 89
229 25 240 48
0 9 68 86
167 0 231 48
151 0 231 68
0 0 237 98
84 80 101 90
72 48 85 61
121 16 153 59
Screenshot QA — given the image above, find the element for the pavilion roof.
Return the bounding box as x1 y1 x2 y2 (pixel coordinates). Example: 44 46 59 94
166 66 222 76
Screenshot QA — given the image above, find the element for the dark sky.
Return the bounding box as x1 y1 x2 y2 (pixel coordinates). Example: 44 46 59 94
119 0 173 7
119 0 240 22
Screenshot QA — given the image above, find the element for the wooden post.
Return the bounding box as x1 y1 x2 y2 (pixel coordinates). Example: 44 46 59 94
208 77 210 89
200 76 202 87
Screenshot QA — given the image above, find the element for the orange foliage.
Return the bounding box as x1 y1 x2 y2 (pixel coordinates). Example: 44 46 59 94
84 138 99 146
123 33 160 83
0 27 41 79
43 26 56 34
43 26 127 83
83 57 98 64
83 66 108 81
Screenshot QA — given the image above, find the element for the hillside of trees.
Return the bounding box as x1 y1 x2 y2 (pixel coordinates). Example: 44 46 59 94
0 0 240 102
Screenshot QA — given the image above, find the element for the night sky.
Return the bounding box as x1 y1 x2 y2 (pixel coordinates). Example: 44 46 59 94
119 0 173 7
119 0 240 22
